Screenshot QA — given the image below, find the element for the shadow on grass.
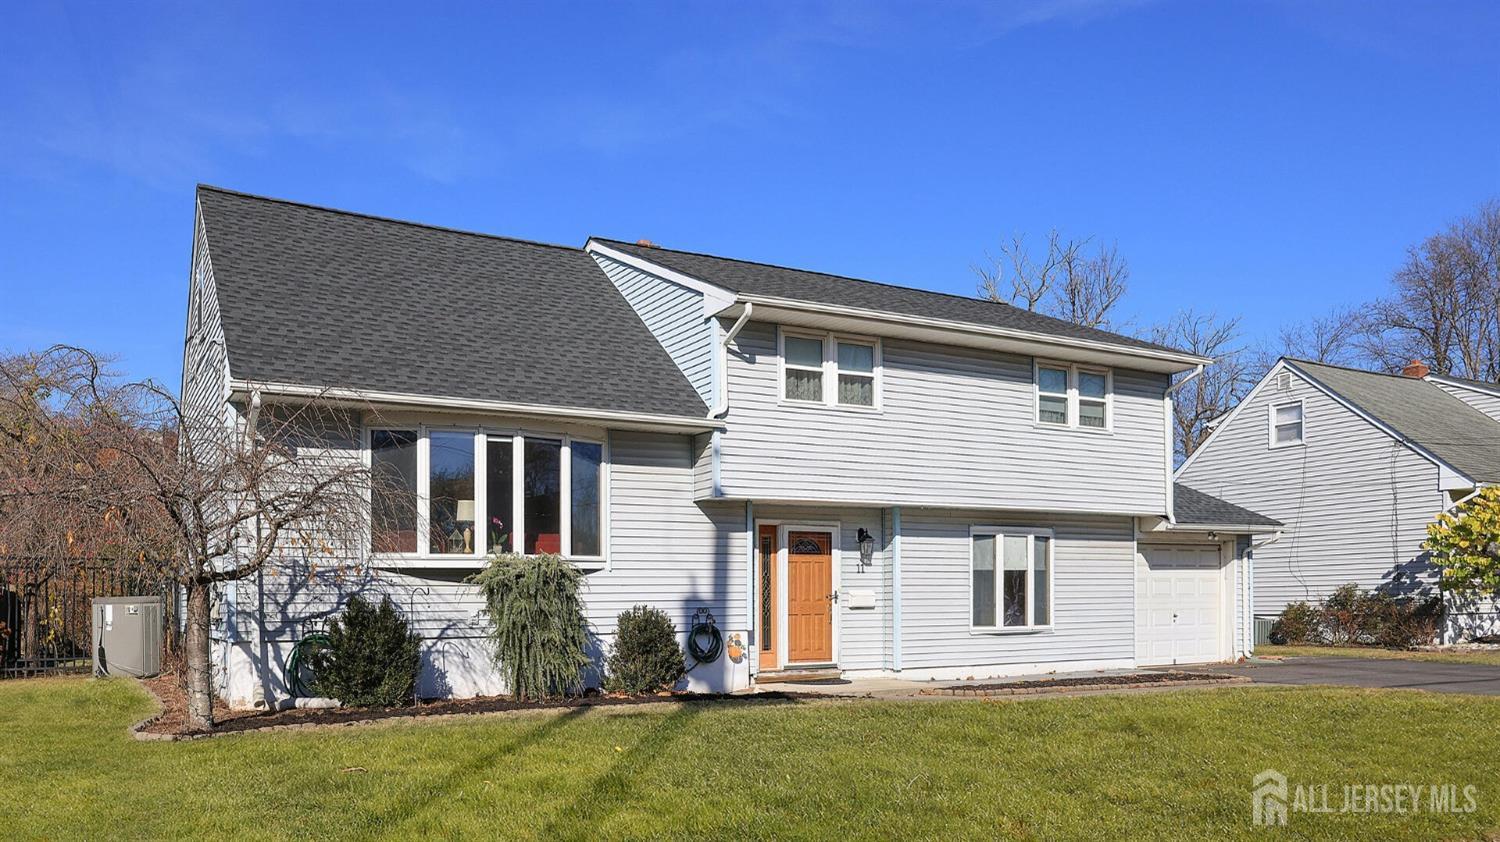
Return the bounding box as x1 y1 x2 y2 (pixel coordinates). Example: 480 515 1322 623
539 702 706 836
365 705 589 835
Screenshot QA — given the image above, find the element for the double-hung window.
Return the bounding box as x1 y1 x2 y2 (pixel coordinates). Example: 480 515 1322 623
369 426 606 562
1035 362 1111 430
1269 400 1304 447
971 527 1052 631
780 329 881 409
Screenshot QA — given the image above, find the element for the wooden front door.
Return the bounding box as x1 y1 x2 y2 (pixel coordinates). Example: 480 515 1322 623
785 530 834 663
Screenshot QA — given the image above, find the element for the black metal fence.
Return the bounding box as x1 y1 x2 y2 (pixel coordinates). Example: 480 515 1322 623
0 563 174 679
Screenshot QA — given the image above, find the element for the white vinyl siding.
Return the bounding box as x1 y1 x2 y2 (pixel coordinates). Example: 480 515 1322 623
1178 367 1447 614
1432 380 1500 424
719 322 1169 515
898 510 1136 669
593 254 715 405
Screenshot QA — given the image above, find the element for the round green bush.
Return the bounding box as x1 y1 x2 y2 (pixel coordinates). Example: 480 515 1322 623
605 605 686 694
309 595 422 707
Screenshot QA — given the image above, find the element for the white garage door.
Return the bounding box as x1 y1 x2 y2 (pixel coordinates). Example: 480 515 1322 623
1137 545 1225 666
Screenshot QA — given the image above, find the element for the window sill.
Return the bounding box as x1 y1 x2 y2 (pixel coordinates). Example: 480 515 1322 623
1032 422 1113 435
970 625 1054 635
370 554 608 571
1268 441 1306 450
777 399 884 415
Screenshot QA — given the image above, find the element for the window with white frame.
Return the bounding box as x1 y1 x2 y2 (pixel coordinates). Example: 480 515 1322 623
1035 362 1111 430
971 528 1052 630
368 427 605 560
1270 400 1304 447
780 329 881 408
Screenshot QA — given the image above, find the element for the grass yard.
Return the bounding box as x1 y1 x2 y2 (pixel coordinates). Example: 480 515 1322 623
1260 644 1500 667
3 678 1497 840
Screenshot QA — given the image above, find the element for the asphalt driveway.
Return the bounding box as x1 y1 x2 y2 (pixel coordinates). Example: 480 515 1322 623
1176 656 1500 695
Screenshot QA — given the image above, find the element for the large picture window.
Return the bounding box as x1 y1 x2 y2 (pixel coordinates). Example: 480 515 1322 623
368 427 605 561
971 527 1053 631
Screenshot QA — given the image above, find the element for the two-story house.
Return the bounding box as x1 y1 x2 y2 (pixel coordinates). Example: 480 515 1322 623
1177 358 1500 643
184 186 1278 707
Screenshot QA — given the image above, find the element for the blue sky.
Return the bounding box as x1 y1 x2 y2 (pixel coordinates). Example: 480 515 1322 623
2 1 1497 388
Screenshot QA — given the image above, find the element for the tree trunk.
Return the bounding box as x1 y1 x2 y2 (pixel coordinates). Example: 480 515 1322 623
184 581 215 731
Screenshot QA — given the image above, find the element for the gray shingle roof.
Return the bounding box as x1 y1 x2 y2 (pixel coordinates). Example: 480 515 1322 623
197 186 708 419
1288 359 1500 483
594 238 1188 357
1173 483 1281 528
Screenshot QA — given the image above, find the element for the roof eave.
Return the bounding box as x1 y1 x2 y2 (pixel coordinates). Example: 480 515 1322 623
720 295 1212 374
226 379 723 433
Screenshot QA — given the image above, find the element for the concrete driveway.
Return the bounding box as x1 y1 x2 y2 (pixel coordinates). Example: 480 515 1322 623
1175 656 1500 696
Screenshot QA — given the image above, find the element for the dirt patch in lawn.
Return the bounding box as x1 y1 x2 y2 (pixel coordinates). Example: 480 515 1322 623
135 673 829 739
920 670 1248 697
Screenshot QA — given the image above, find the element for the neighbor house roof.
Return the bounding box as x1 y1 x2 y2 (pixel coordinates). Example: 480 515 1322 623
591 238 1189 359
1287 359 1500 483
1173 483 1281 528
196 186 710 421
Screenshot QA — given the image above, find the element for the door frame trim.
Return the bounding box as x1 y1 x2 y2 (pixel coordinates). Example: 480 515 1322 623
773 521 841 669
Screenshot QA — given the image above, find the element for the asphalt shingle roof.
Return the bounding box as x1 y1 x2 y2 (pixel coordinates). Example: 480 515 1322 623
1288 359 1500 483
197 186 708 419
594 238 1188 357
1173 483 1281 528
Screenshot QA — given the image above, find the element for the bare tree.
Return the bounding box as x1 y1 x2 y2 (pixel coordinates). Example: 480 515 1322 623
1276 304 1365 366
976 231 1129 329
1359 200 1500 379
1148 310 1253 463
0 346 373 730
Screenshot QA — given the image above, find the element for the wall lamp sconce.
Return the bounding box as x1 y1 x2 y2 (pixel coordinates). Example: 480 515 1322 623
857 528 876 565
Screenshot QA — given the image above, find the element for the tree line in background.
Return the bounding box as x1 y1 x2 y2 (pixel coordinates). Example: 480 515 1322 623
977 199 1500 461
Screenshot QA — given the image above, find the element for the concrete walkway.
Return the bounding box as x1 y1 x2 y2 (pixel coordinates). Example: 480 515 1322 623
1176 656 1500 696
754 656 1500 699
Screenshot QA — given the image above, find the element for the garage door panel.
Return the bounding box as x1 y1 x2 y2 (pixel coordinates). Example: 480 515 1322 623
1137 545 1225 666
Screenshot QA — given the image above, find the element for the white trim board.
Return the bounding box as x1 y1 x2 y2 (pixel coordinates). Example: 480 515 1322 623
584 240 738 315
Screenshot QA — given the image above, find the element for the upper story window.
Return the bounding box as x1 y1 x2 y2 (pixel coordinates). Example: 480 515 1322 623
369 426 606 562
1269 400 1304 447
779 329 881 409
1035 362 1112 431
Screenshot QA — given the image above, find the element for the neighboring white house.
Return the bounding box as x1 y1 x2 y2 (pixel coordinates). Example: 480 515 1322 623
1177 358 1500 642
183 185 1279 708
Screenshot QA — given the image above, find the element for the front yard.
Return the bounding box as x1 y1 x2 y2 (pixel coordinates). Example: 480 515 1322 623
3 677 1497 840
1260 644 1500 666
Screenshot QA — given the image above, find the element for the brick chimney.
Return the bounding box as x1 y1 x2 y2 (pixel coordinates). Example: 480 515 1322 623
1401 359 1431 378
636 238 658 248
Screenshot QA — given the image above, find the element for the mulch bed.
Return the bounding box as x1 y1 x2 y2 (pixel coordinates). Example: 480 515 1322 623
135 672 823 739
919 670 1248 697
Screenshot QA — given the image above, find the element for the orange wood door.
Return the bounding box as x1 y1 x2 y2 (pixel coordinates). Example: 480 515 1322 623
786 531 833 663
757 525 780 669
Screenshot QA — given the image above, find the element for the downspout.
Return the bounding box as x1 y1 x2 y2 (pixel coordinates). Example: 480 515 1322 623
1162 365 1205 524
1245 530 1282 654
245 389 263 448
891 506 902 672
710 303 752 499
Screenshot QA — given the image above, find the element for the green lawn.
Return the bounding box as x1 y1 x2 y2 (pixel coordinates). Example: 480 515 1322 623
2 678 1497 840
1260 644 1500 666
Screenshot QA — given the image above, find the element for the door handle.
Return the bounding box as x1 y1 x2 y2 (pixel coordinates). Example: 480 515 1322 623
826 591 839 603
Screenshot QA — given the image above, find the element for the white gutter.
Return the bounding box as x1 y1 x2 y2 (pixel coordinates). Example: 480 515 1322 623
244 389 262 448
726 294 1214 370
1161 364 1205 524
226 379 724 433
710 301 753 418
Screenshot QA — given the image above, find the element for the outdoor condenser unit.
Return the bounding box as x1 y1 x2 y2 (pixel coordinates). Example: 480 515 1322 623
92 596 163 678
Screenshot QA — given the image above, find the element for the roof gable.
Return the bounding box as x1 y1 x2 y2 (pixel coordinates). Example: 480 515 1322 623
196 186 707 420
1284 359 1500 483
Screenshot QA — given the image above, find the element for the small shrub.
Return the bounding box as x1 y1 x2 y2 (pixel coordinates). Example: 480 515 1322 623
1270 601 1322 645
1373 595 1443 649
471 553 590 700
309 596 421 707
605 606 685 694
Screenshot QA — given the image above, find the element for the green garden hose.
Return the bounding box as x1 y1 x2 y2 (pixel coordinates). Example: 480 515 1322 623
286 632 332 697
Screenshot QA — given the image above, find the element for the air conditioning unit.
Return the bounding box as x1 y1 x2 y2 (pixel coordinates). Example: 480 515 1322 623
92 596 163 678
